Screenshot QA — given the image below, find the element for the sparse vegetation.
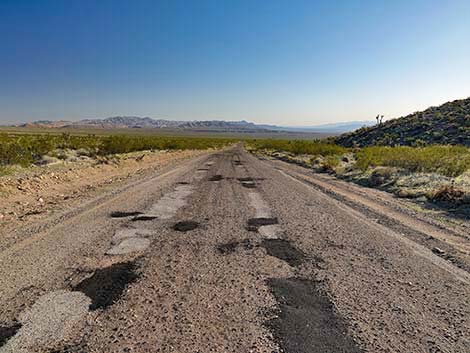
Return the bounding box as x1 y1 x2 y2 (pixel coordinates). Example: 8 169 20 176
247 139 347 157
249 139 470 177
0 132 233 169
355 146 470 177
249 138 470 206
335 97 470 147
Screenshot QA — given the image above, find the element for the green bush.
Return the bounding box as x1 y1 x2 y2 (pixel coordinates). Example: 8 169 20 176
322 155 340 172
355 145 470 177
0 133 233 167
248 139 347 157
249 138 470 178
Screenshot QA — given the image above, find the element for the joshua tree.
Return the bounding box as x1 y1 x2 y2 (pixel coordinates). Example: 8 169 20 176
375 115 384 125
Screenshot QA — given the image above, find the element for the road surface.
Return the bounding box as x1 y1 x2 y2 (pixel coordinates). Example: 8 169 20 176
0 146 469 353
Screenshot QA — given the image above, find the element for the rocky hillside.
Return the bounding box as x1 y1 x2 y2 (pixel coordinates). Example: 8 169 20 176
335 98 470 147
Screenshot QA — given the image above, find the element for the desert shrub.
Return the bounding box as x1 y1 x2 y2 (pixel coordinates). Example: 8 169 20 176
367 167 398 187
322 155 340 172
0 135 35 166
249 138 470 178
354 146 470 177
248 139 347 157
0 133 233 167
97 135 232 155
429 185 466 203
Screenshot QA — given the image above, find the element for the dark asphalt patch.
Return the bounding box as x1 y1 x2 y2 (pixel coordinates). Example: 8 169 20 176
260 239 305 267
237 177 254 182
238 177 257 188
217 241 238 254
173 220 200 232
217 239 255 254
237 177 265 182
240 239 255 250
209 174 223 181
73 262 139 311
0 323 21 346
267 278 362 353
49 344 86 353
110 211 143 218
246 217 278 231
131 215 158 221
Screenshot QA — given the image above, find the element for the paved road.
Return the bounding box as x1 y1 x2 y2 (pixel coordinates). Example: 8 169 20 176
1 146 469 353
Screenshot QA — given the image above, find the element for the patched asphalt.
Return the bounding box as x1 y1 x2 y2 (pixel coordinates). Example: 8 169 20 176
1 146 469 353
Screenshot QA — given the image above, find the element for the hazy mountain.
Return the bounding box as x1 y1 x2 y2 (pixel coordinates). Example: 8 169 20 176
19 117 262 131
335 97 470 147
276 121 375 133
18 117 372 134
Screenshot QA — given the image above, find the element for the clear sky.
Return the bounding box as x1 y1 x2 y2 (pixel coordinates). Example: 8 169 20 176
1 0 469 125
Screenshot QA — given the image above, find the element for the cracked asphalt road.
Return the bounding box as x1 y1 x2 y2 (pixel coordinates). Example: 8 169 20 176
0 146 469 352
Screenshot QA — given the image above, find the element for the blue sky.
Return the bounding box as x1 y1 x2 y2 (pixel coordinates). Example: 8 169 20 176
1 0 469 125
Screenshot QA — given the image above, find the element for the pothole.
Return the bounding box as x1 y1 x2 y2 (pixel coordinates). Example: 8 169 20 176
217 242 238 254
110 211 142 218
173 221 200 232
217 239 254 254
238 177 257 188
131 215 158 221
73 262 139 311
260 239 305 267
237 177 254 182
238 177 265 182
267 278 362 353
0 323 21 347
49 344 86 353
246 217 278 231
209 175 223 181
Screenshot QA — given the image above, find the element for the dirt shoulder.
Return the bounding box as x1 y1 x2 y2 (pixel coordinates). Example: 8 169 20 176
0 149 208 249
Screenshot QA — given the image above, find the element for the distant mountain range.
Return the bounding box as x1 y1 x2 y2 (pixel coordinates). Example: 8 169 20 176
17 117 374 134
20 117 263 131
335 97 470 147
274 121 375 133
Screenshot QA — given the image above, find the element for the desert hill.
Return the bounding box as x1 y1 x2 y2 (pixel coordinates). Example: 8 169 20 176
335 98 470 147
